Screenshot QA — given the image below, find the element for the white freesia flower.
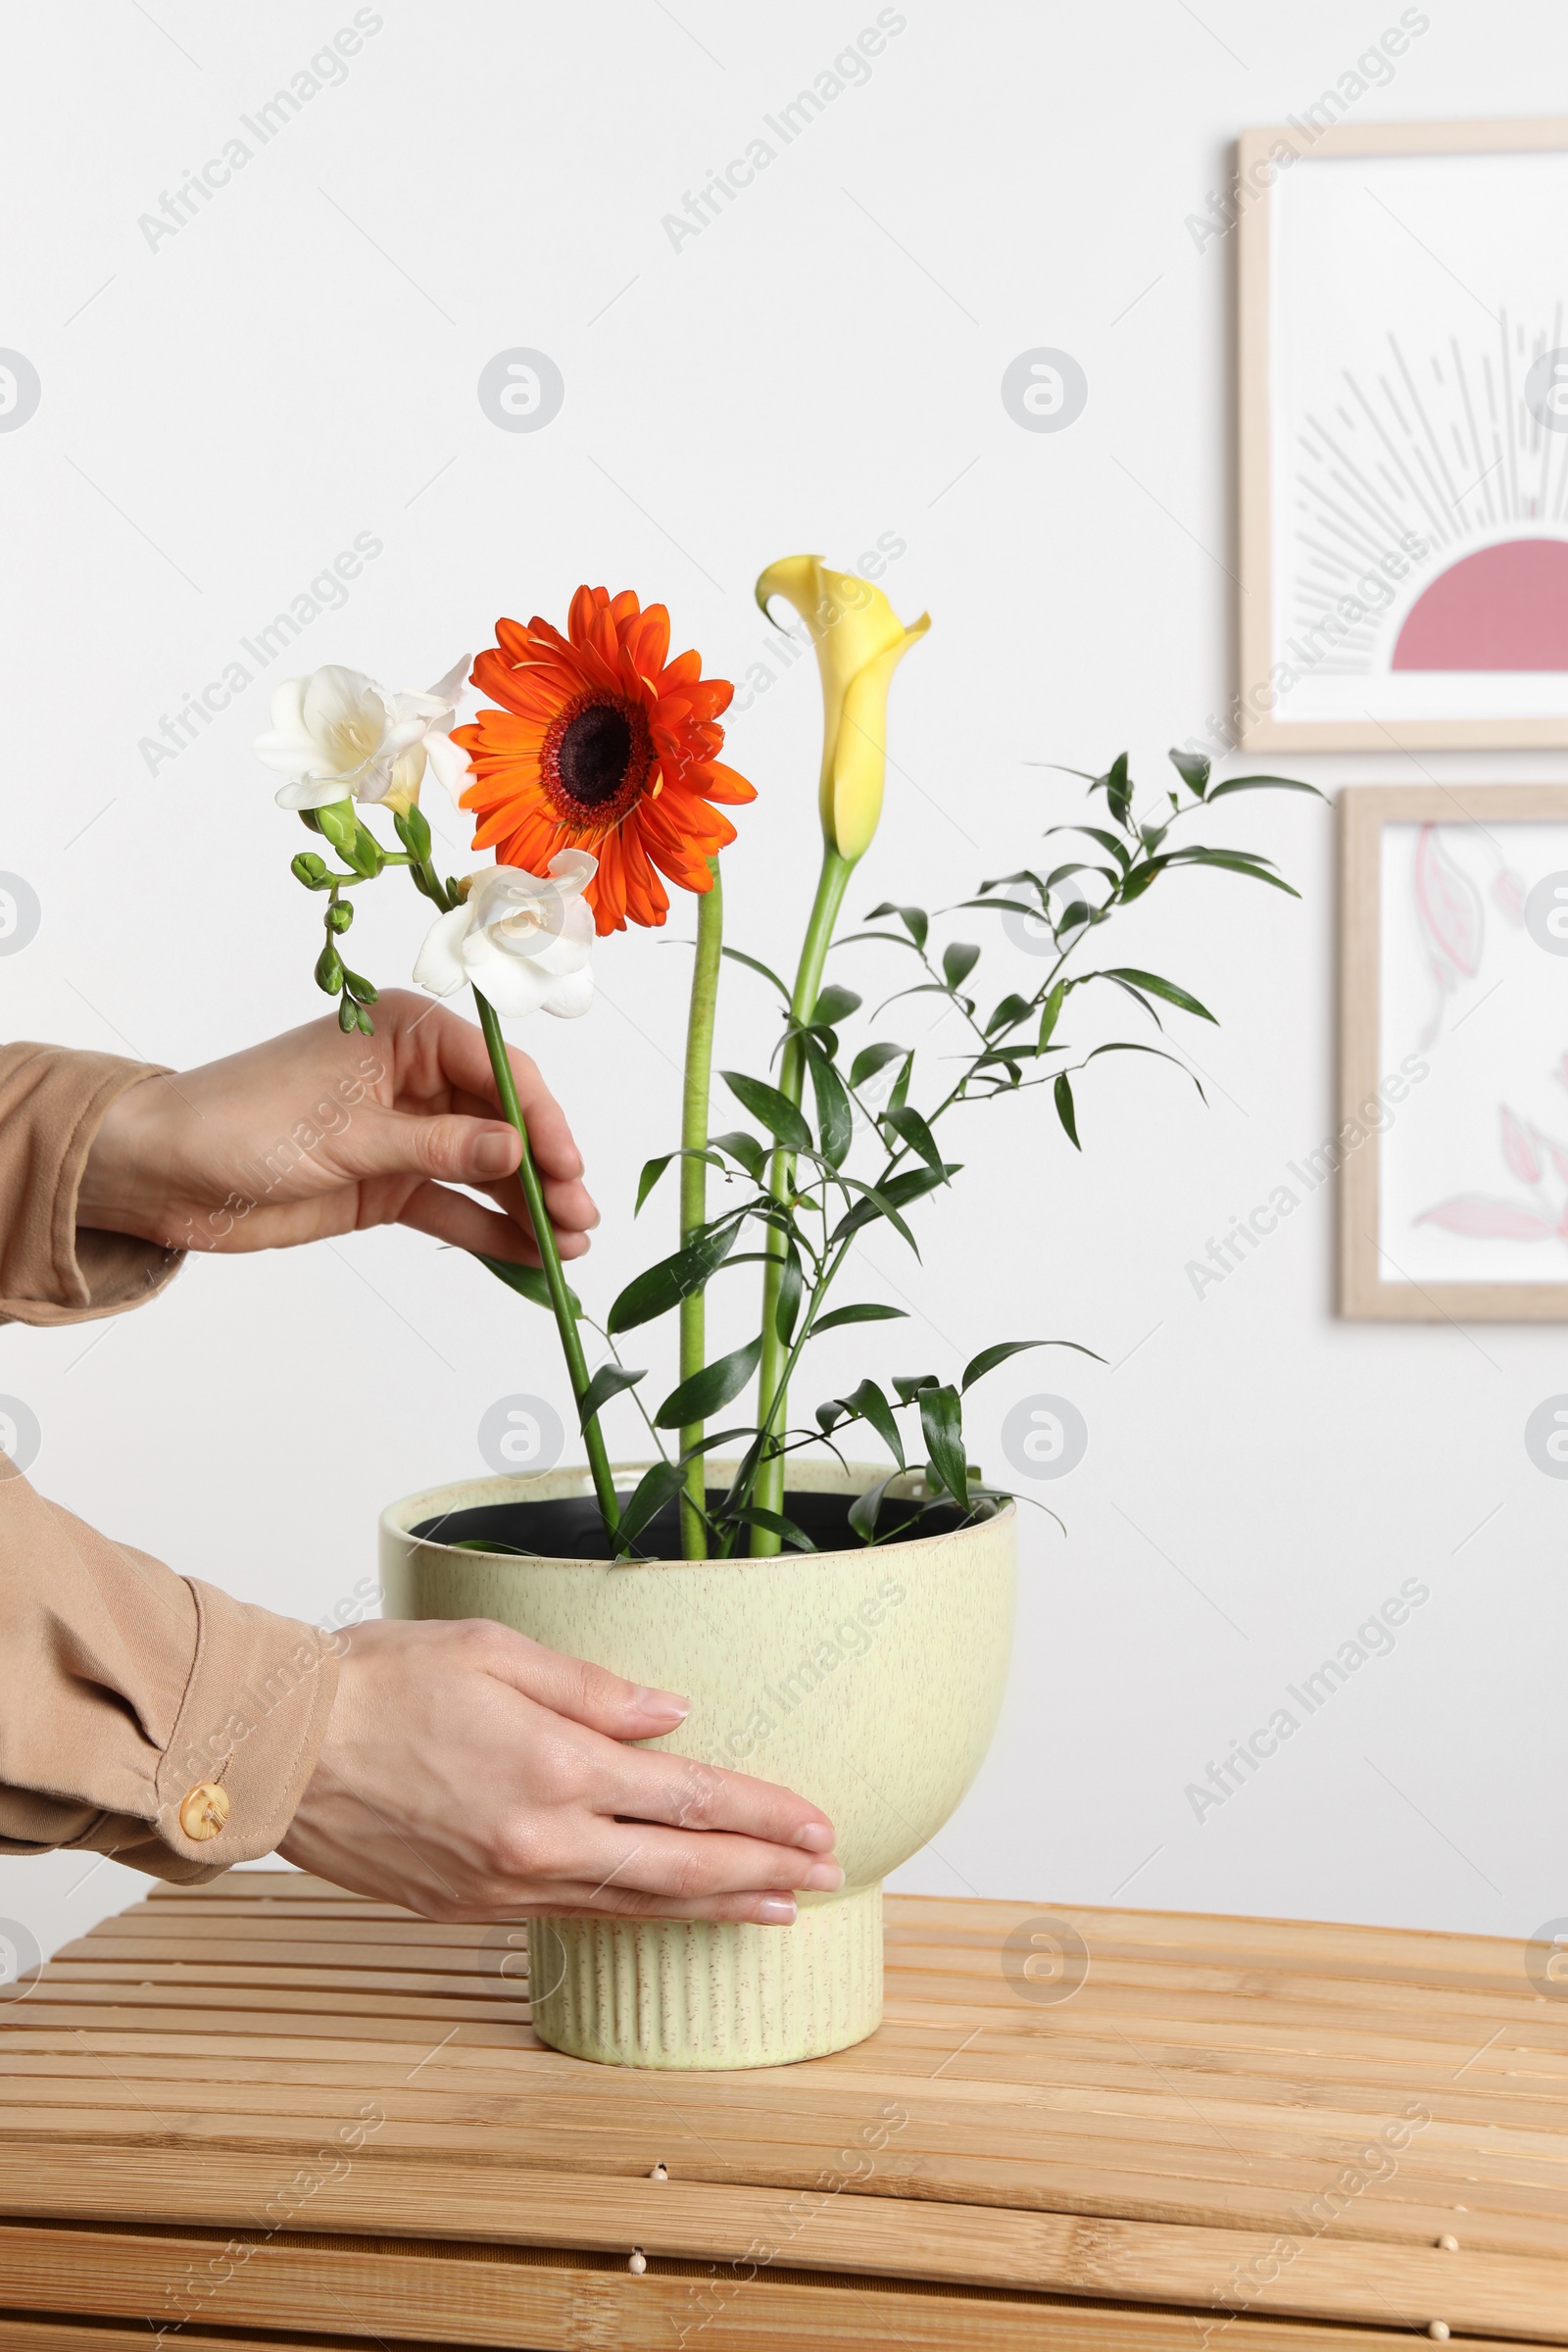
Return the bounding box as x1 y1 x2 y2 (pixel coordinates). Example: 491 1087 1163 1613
414 851 598 1019
254 658 470 814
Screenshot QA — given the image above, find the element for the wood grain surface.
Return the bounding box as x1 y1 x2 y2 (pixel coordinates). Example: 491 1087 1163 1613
0 1874 1563 2349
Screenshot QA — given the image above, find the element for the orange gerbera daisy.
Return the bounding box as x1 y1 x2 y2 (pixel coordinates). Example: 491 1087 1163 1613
451 585 756 936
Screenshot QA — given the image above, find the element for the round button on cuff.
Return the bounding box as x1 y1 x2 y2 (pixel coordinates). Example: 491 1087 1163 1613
179 1783 231 1841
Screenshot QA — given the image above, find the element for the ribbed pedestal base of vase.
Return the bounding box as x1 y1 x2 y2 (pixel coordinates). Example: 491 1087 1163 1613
528 1883 883 2068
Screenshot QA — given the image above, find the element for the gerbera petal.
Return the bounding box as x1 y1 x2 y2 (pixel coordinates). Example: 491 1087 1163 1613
627 604 670 679
699 760 758 804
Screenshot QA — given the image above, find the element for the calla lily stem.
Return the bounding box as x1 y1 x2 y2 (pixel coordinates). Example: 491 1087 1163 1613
751 845 855 1552
471 986 622 1550
678 859 724 1558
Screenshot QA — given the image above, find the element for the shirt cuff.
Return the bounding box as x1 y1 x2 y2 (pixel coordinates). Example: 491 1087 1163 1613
155 1581 341 1870
0 1045 184 1326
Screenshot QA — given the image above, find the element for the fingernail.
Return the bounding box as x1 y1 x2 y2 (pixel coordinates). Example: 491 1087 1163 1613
756 1895 797 1925
635 1687 689 1720
472 1131 516 1176
803 1861 845 1892
793 1822 835 1853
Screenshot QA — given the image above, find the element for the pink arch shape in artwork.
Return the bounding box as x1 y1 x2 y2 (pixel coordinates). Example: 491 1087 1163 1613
1392 537 1568 671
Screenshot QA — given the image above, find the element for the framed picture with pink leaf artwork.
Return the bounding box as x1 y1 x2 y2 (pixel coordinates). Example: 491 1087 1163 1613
1238 116 1568 751
1341 786 1568 1319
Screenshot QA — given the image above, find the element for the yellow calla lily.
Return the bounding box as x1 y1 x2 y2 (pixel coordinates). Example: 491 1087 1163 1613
755 555 930 862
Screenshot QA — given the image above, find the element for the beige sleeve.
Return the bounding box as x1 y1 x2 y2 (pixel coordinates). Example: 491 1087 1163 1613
0 1460 339 1882
0 1041 184 1325
0 1042 338 1882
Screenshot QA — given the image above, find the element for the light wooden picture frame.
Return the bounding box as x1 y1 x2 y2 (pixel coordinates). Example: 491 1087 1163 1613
1238 116 1568 751
1341 784 1568 1319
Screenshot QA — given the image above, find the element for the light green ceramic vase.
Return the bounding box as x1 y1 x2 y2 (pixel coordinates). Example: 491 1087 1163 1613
379 1460 1015 2069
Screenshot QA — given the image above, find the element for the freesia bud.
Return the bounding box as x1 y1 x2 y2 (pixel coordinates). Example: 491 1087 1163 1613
754 556 929 863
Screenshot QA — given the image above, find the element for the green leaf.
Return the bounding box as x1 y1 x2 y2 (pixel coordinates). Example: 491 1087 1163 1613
1098 967 1217 1023
720 945 790 999
775 1243 804 1347
848 1472 900 1545
919 1384 969 1509
721 1069 812 1153
827 1174 927 1256
1038 981 1068 1052
985 992 1033 1036
813 983 862 1026
1118 859 1165 903
654 1336 763 1430
881 1102 945 1176
1168 747 1210 796
727 1503 817 1552
1163 848 1300 897
892 1373 940 1404
577 1362 646 1432
850 1040 908 1089
887 1052 914 1115
805 1044 853 1169
1054 1071 1080 1150
1203 772 1324 803
710 1129 765 1182
960 1339 1050 1392
616 1459 687 1548
1054 829 1130 874
958 895 1050 921
608 1216 742 1335
1086 1040 1205 1099
836 1377 906 1469
1102 976 1161 1028
635 1152 677 1212
808 1302 909 1336
942 941 980 989
866 901 929 949
829 1161 954 1252
635 1148 727 1214
474 1253 583 1315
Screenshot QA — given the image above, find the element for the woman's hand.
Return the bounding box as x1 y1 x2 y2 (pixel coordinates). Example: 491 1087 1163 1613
279 1619 843 1925
77 991 596 1266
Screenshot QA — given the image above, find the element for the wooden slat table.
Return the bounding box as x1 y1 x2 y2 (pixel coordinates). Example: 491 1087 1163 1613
0 1875 1564 2350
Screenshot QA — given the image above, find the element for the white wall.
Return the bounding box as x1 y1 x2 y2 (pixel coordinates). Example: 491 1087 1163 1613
3 1 1564 1979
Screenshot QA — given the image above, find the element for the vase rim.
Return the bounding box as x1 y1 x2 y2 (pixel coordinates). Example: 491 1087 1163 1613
380 1460 1014 1570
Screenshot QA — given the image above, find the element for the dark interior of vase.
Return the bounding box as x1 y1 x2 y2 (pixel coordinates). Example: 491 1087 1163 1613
409 1487 971 1560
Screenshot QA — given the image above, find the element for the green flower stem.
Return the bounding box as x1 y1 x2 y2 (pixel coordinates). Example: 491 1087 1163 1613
470 985 622 1551
750 845 855 1553
678 860 724 1559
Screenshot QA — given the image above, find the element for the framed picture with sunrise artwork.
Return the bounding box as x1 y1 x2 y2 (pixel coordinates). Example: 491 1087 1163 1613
1340 785 1568 1320
1238 117 1568 751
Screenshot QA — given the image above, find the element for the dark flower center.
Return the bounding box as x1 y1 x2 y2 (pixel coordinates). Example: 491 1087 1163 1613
556 701 634 808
